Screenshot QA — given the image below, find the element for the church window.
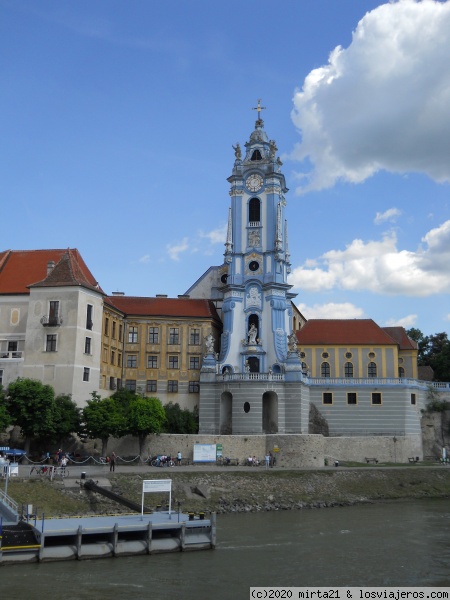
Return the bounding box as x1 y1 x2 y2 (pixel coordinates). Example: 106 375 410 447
345 351 352 359
128 326 138 343
398 366 405 378
189 381 200 393
190 328 200 345
168 355 179 369
371 392 382 405
347 392 357 405
83 367 90 382
411 393 416 405
323 392 333 405
344 362 353 378
85 337 92 355
368 362 377 377
169 327 179 344
249 198 260 223
149 327 159 343
244 401 251 413
127 354 137 368
251 149 262 161
368 352 376 359
321 362 330 377
86 304 93 330
300 352 306 358
168 380 178 393
322 352 329 359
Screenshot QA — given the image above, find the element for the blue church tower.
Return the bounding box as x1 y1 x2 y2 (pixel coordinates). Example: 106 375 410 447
195 103 307 435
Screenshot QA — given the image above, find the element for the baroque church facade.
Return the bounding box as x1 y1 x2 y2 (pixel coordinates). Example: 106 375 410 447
0 109 438 456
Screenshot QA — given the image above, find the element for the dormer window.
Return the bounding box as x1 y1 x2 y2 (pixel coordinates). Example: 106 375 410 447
251 149 262 161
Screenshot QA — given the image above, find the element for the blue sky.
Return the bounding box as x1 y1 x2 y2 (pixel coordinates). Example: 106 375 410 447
2 0 450 337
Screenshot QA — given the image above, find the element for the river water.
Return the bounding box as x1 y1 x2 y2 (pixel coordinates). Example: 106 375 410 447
1 499 450 599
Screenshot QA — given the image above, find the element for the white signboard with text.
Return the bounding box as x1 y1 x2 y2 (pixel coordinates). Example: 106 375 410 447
141 479 172 518
193 444 216 463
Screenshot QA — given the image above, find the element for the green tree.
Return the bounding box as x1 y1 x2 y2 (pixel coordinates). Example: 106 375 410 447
6 378 56 453
81 392 126 456
407 329 450 382
163 401 198 434
0 385 11 433
125 395 166 458
51 394 81 447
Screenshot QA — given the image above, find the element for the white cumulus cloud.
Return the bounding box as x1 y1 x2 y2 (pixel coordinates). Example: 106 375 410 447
290 0 450 193
288 220 450 297
384 314 418 328
166 237 190 261
374 208 402 225
297 302 365 320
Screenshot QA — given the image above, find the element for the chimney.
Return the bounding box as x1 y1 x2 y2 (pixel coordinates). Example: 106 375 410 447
112 291 125 296
156 294 168 298
47 260 55 275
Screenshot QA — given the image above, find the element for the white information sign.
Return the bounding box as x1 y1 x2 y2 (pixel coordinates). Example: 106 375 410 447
193 444 217 463
141 479 172 518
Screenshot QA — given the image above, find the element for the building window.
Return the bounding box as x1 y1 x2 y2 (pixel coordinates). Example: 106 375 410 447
190 356 200 370
0 369 3 385
168 355 179 369
128 326 138 344
321 362 330 377
345 351 352 359
249 197 261 222
322 352 329 359
371 392 382 405
118 353 122 367
110 350 115 365
119 324 122 341
411 393 416 405
190 328 200 345
109 377 116 390
112 321 116 339
127 355 137 368
116 378 122 390
83 367 90 382
251 149 262 161
368 362 377 378
49 300 60 324
344 362 353 378
399 367 405 378
104 317 109 336
84 337 92 355
125 379 136 392
86 304 93 330
189 381 200 393
46 334 57 352
169 328 179 344
147 355 158 369
149 327 159 344
8 341 18 352
147 380 157 392
168 380 178 393
103 348 108 362
323 392 333 405
347 392 357 405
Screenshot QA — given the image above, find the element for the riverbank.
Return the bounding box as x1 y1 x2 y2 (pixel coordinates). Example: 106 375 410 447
5 465 450 516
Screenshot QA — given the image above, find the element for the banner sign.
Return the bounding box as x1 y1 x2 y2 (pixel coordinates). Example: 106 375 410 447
141 479 172 518
193 444 217 463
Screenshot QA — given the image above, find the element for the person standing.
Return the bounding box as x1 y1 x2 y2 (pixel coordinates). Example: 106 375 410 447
110 451 116 472
177 451 182 466
265 454 270 469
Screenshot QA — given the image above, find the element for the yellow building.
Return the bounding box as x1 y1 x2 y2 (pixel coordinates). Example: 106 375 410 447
100 294 222 410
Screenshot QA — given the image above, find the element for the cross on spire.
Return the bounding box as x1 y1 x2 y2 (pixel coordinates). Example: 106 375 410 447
252 99 266 120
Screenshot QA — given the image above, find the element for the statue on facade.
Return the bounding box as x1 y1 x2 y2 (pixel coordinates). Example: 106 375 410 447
269 139 277 160
248 323 258 345
232 143 242 160
205 333 215 354
288 331 298 354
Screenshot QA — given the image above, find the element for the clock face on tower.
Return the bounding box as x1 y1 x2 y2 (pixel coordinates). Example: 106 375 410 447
246 174 263 192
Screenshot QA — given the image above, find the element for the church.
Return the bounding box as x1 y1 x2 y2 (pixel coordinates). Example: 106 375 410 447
0 107 437 461
186 106 427 443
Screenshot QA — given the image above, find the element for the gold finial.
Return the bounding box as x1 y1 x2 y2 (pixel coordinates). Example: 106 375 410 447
252 98 266 119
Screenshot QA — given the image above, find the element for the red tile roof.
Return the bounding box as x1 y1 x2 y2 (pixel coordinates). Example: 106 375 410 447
382 327 418 350
105 295 221 322
296 319 399 346
0 249 102 295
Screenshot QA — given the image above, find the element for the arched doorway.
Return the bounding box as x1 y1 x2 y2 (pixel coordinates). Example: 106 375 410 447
262 391 278 433
220 391 232 434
